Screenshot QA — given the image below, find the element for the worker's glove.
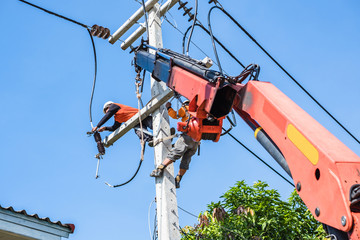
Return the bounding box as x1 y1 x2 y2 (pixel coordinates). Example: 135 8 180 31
166 102 172 109
98 127 106 132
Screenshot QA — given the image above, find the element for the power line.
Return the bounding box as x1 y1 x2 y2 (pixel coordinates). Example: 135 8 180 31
178 205 246 240
169 4 294 187
178 205 198 218
182 23 245 69
19 0 89 28
208 6 224 74
185 0 198 55
148 198 156 240
18 0 101 129
164 17 230 76
225 130 294 187
87 29 98 129
208 4 360 146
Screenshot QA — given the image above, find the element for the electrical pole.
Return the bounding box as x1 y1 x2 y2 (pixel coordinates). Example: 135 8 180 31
108 1 180 239
148 4 181 240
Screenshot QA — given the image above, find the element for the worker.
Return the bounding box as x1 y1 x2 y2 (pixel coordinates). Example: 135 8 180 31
91 101 153 142
150 100 199 188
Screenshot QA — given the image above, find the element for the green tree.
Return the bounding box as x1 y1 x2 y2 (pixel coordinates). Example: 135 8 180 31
181 180 327 240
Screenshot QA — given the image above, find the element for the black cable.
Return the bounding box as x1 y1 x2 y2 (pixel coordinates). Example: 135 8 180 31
224 129 294 187
19 0 89 28
210 5 360 145
18 0 99 129
207 6 223 74
105 158 144 188
178 205 198 218
141 0 150 41
185 0 198 55
87 29 98 128
182 23 245 68
178 11 292 186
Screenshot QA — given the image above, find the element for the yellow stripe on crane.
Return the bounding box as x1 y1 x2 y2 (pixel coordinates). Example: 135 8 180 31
287 124 319 165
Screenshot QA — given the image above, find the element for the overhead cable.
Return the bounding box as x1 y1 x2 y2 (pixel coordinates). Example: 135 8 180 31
225 129 294 187
141 0 150 41
176 3 294 187
19 0 89 28
185 0 198 55
18 0 111 129
148 198 156 240
207 6 223 74
87 29 98 129
182 23 245 68
208 4 360 145
104 160 144 188
178 205 198 218
178 205 246 239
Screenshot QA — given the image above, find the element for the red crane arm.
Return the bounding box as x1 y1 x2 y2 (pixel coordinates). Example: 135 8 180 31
234 80 360 238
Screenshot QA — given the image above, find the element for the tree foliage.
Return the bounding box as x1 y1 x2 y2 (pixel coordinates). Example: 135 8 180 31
181 180 327 240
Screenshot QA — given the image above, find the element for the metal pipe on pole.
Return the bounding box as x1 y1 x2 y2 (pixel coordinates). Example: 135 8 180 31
108 0 160 44
121 0 180 50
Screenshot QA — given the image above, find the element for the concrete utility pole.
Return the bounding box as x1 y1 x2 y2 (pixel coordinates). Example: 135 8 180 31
108 1 180 239
148 3 181 240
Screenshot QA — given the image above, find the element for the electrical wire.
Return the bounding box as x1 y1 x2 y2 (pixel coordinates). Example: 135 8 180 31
153 209 158 240
104 160 143 188
207 6 223 74
224 129 294 187
19 0 89 28
105 74 147 189
185 0 198 55
164 17 213 61
18 0 99 129
178 205 246 240
182 23 245 69
178 205 198 218
172 6 293 187
87 29 97 128
208 5 360 145
141 0 150 41
148 198 156 240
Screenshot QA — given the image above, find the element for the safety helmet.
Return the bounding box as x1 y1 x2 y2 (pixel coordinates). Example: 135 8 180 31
103 101 114 113
183 100 190 106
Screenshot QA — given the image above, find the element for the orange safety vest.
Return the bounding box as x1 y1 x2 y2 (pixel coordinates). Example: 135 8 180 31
113 103 138 123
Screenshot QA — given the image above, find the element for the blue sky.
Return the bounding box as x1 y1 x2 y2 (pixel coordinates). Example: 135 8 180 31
1 0 360 239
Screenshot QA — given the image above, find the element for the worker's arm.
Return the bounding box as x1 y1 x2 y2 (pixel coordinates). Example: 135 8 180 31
104 121 121 132
166 102 179 120
94 104 121 132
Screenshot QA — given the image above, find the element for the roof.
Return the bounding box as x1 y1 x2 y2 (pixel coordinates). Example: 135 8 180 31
0 204 75 233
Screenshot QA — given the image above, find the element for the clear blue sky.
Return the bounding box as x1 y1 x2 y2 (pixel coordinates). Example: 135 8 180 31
1 0 360 239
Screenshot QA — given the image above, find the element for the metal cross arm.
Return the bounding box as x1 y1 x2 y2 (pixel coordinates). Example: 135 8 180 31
120 0 180 50
108 0 160 44
102 88 174 147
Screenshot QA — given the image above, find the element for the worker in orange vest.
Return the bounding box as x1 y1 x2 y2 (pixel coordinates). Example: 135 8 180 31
92 101 153 142
150 100 199 188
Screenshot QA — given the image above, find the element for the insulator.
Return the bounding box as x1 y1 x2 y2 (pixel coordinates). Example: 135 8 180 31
187 13 194 22
97 142 105 155
93 131 102 142
91 24 100 36
183 7 193 16
91 24 111 39
178 1 188 10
